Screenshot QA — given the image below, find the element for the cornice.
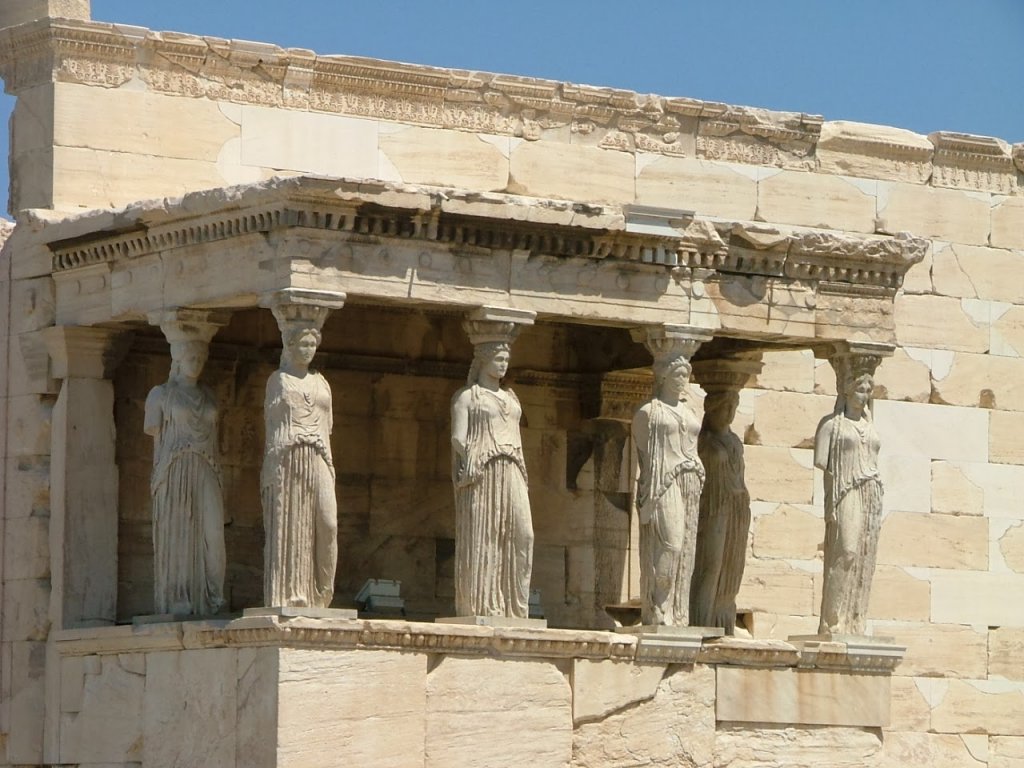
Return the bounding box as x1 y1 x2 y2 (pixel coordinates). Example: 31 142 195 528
929 131 1018 194
44 176 927 296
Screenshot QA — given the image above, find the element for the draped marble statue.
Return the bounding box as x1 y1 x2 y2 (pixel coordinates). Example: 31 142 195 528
261 292 344 608
144 310 227 616
690 358 760 634
450 313 535 618
632 352 705 627
814 350 884 636
690 390 749 632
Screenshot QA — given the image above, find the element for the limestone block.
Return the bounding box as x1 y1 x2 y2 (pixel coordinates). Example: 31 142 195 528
748 612 820 640
277 649 425 767
932 242 1024 304
634 156 757 220
878 453 931 515
869 621 987 678
757 170 876 233
508 140 635 204
938 461 1024 518
878 182 991 245
6 394 52 457
990 628 1024 680
894 295 989 353
51 145 229 210
873 348 931 402
239 105 378 179
900 238 934 294
816 121 933 184
56 85 238 162
572 664 715 768
989 308 1024 363
4 455 51 520
59 653 144 765
10 145 55 211
379 125 509 190
751 504 822 560
991 736 1024 768
992 198 1024 250
426 656 570 768
735 558 816 616
1000 523 1024 573
236 647 278 768
931 571 1024 626
867 566 930 622
0 0 89 26
2 514 49 579
743 446 814 504
716 667 891 727
877 512 988 570
143 649 236 768
2 578 50 641
754 349 814 393
571 659 665 724
714 723 882 768
747 391 832 448
873 400 988 463
930 679 1024 735
8 641 45 764
872 732 986 768
9 276 55 334
931 461 984 515
889 676 931 732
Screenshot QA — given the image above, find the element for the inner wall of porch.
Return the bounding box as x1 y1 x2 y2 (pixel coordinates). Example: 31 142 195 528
113 303 672 627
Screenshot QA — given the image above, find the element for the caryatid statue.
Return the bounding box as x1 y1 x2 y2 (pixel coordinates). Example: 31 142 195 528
450 307 536 618
145 309 229 616
814 343 887 636
630 326 712 627
690 355 761 634
260 289 346 609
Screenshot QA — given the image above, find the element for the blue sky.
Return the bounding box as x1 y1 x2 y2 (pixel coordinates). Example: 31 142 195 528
2 0 1022 213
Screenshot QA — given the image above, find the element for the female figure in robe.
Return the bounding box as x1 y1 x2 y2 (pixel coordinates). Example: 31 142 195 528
450 341 534 618
814 366 882 636
690 390 750 633
261 325 338 608
632 356 704 626
145 340 226 616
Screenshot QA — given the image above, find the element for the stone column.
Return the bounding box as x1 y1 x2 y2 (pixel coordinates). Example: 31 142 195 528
446 306 538 624
629 324 712 629
811 341 891 638
42 326 131 629
146 309 230 617
258 289 347 614
690 354 762 634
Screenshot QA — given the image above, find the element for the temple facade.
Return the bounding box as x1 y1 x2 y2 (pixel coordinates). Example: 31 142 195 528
0 2 1022 766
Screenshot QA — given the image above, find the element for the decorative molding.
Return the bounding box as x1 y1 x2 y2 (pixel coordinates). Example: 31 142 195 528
929 131 1017 194
52 618 904 673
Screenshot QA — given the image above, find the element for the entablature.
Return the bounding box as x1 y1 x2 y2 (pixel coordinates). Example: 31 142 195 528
39 176 924 348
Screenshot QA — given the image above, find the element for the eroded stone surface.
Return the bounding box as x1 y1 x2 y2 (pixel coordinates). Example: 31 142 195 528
573 664 715 768
714 723 882 768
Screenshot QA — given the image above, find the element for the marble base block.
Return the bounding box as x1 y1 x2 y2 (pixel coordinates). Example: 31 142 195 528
244 606 359 620
617 624 725 638
435 615 548 628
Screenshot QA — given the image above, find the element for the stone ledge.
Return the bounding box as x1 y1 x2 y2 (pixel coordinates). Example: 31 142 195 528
52 617 905 672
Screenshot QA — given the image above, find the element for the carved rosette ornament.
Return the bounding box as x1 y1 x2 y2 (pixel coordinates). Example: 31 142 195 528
145 308 230 617
260 289 346 609
629 325 713 627
450 306 537 619
814 341 891 637
689 354 762 634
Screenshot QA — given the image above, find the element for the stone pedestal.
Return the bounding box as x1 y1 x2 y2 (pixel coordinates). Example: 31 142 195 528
435 616 548 629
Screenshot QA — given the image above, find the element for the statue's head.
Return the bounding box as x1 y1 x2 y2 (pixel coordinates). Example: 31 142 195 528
653 355 692 398
468 341 511 385
282 324 322 369
702 388 740 431
169 339 209 381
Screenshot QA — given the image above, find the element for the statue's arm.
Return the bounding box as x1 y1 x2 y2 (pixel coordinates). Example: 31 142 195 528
451 389 471 459
813 415 833 471
143 386 163 437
